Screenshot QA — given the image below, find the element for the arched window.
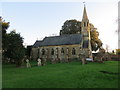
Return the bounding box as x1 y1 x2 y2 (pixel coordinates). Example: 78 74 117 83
51 49 54 55
72 48 76 55
61 48 64 54
41 49 45 55
56 48 58 55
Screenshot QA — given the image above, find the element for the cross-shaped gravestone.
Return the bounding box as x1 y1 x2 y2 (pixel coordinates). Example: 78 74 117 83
37 58 41 66
26 59 31 68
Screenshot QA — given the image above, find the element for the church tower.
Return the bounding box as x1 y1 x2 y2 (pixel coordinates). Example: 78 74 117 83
81 4 92 58
82 4 89 27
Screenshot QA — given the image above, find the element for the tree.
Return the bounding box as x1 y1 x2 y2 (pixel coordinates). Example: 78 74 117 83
60 20 81 35
0 17 10 53
60 19 103 51
4 30 25 67
1 17 25 66
90 29 102 51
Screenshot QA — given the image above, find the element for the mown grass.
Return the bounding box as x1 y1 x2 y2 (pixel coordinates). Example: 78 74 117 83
2 61 119 88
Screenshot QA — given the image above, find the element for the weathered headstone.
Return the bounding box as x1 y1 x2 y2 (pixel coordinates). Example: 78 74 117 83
42 58 47 66
81 55 86 65
37 58 41 66
26 59 31 68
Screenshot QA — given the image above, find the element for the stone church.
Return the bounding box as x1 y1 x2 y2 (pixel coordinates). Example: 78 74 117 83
31 5 97 62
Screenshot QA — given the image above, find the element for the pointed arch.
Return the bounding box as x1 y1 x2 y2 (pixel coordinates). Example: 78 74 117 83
72 48 76 55
51 48 54 55
42 49 45 55
61 48 64 54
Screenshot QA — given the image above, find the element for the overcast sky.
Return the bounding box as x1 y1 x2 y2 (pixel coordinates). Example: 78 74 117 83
1 0 119 52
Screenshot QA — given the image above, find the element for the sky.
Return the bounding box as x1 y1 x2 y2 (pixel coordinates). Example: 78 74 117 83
0 0 119 52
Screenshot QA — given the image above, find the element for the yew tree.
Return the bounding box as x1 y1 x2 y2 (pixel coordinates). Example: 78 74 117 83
5 31 25 66
1 17 25 67
0 17 10 52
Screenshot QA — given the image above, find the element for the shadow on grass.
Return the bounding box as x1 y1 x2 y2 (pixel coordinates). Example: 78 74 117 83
100 71 120 75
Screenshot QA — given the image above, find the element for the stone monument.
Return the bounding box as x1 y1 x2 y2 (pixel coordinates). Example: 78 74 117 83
26 59 31 68
37 58 41 66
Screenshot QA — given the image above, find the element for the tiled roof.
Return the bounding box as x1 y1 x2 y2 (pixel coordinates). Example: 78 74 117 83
33 34 83 47
33 40 42 47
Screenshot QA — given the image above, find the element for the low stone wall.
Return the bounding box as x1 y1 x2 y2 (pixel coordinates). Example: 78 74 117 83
109 55 120 61
93 54 120 61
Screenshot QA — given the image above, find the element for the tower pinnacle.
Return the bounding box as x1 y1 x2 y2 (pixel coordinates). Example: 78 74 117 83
82 3 89 21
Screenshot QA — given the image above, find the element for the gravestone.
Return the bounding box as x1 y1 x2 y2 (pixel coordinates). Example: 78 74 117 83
42 58 47 66
81 55 86 65
80 50 87 65
37 58 41 66
26 59 31 68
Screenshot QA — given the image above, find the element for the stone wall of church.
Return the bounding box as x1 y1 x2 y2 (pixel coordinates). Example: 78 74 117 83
31 45 92 61
39 45 81 61
31 48 39 60
38 44 83 62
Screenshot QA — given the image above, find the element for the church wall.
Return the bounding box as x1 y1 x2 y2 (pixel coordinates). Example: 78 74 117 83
31 45 92 61
31 47 39 60
38 44 83 63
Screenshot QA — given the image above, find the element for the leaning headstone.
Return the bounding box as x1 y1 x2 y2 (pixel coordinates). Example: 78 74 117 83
26 59 31 68
37 58 41 66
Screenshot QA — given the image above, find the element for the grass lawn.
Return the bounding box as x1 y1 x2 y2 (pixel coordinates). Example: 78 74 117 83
2 61 119 88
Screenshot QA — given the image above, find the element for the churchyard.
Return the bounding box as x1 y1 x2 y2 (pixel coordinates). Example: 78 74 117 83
2 60 119 88
1 1 120 89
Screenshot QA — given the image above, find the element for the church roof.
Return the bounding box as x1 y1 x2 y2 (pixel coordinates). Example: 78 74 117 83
33 40 42 47
33 34 83 47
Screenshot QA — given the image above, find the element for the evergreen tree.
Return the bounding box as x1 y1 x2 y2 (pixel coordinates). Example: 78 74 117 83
4 31 25 67
1 17 25 67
